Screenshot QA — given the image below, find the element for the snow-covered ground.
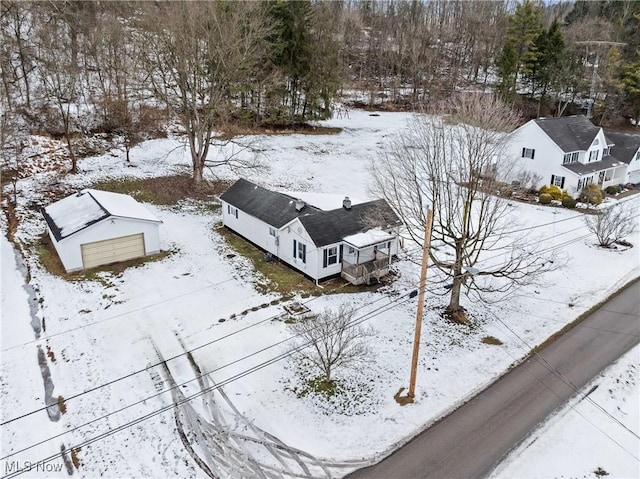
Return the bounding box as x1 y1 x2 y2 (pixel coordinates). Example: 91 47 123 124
1 109 639 478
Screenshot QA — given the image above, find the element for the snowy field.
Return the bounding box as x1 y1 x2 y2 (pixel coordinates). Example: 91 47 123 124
1 109 639 478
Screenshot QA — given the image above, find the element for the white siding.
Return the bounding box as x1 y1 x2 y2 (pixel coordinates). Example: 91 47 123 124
277 218 321 280
625 148 640 184
51 217 161 272
510 122 587 195
220 200 278 255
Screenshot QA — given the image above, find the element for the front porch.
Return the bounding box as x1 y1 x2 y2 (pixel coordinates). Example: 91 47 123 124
341 252 391 285
339 228 396 285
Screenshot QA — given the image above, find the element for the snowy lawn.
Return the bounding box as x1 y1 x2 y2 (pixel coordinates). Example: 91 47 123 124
1 109 639 478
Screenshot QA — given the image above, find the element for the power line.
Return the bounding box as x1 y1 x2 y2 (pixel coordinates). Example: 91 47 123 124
1 289 418 478
480 316 640 465
0 278 397 426
1 277 237 353
1 271 438 435
486 309 640 448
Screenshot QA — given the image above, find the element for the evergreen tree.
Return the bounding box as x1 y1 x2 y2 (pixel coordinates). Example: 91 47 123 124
265 0 340 125
496 0 543 99
621 61 640 126
525 19 565 101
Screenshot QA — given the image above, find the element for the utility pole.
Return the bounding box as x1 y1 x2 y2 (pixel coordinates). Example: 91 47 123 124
395 207 433 405
575 41 626 119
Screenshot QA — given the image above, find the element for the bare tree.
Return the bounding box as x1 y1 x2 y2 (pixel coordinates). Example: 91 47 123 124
0 109 26 206
288 305 373 388
140 1 269 184
372 93 553 322
584 203 638 248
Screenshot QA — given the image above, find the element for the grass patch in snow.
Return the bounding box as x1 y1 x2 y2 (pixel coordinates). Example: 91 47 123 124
90 175 230 205
34 232 172 282
217 226 381 296
481 335 503 346
217 122 342 139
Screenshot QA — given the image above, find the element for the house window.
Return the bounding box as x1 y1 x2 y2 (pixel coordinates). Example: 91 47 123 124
348 246 355 254
577 176 593 190
551 174 565 188
293 239 306 263
563 152 579 164
603 147 610 156
269 227 276 237
323 246 338 267
522 148 535 159
589 150 599 162
227 205 238 219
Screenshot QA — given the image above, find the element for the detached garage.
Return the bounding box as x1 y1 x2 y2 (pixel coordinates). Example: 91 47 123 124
42 189 162 273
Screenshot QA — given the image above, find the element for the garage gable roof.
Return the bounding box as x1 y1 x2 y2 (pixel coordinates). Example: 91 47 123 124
43 189 161 241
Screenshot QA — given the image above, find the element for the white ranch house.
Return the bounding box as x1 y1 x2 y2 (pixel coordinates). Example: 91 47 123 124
43 189 162 273
509 116 640 195
220 179 402 285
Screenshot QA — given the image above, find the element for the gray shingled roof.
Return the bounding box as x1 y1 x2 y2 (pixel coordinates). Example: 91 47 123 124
220 179 401 247
562 155 626 175
604 130 640 164
220 178 321 228
534 116 600 152
299 199 401 247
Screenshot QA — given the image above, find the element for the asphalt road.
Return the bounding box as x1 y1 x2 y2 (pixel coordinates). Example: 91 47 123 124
348 282 640 479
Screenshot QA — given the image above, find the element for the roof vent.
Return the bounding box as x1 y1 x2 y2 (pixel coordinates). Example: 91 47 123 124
343 196 352 210
295 199 305 212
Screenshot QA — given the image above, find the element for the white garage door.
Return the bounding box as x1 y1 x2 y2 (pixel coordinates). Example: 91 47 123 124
81 233 145 269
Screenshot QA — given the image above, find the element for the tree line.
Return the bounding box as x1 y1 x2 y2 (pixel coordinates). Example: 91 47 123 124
1 0 639 181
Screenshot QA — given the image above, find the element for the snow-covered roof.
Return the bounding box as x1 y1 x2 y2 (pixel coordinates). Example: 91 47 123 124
343 229 395 249
43 189 161 241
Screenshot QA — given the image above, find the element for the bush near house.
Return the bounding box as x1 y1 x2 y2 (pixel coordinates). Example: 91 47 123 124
579 183 603 205
538 193 552 204
562 196 577 208
539 184 569 201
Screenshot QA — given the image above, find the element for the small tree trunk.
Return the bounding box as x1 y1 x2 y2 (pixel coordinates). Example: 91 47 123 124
446 273 463 315
64 132 78 174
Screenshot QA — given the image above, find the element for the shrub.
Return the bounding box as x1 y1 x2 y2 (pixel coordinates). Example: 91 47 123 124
562 196 577 208
579 183 603 205
605 185 618 195
538 193 552 204
539 184 565 200
496 182 513 197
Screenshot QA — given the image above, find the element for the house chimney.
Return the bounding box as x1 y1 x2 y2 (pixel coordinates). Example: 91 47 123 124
343 196 352 210
295 199 305 212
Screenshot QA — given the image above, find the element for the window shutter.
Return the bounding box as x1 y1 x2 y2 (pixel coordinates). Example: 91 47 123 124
531 149 535 159
302 244 306 263
522 147 525 157
293 240 297 258
551 175 555 185
235 208 238 219
323 249 327 268
560 177 565 189
227 205 230 214
339 244 343 263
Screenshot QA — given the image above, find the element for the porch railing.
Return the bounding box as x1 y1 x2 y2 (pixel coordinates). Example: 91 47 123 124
341 253 390 285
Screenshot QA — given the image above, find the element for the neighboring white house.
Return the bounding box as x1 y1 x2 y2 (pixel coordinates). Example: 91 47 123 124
508 116 639 195
42 189 162 273
604 130 640 185
219 178 402 285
